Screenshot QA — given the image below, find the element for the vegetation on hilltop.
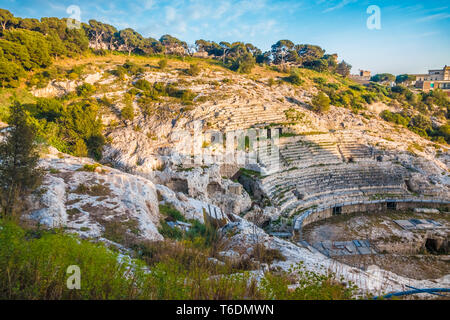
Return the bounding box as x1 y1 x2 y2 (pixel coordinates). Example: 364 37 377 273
0 8 350 87
0 7 448 152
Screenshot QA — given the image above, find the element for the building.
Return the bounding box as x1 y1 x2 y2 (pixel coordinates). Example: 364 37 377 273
414 65 450 94
359 70 371 78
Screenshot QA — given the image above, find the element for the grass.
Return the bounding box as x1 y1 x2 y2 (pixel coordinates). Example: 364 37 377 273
0 87 36 121
0 219 359 300
73 183 112 197
76 163 101 172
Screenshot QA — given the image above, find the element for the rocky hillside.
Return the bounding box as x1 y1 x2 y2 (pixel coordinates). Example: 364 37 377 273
4 55 448 296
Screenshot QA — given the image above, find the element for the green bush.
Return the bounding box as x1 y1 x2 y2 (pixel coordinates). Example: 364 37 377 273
158 59 167 70
134 79 152 91
185 63 201 76
380 110 410 126
76 83 96 97
121 104 134 121
286 70 304 85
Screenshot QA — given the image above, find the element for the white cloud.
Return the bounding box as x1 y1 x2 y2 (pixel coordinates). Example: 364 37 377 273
323 0 357 13
416 12 450 22
142 0 155 10
165 6 177 22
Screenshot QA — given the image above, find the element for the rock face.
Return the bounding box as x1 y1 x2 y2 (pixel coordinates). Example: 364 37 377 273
28 147 163 242
152 164 252 215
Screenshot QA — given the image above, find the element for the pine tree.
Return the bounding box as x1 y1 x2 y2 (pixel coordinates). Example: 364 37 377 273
0 101 43 218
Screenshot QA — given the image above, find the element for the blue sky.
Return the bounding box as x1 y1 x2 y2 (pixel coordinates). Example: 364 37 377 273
2 0 450 74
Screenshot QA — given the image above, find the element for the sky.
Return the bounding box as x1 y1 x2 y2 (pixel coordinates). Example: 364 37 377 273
1 0 450 75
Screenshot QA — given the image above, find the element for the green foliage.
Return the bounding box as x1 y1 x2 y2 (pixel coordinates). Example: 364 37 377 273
185 63 201 76
0 221 145 299
380 110 410 126
0 58 24 88
311 92 331 113
396 74 416 84
0 220 358 300
76 83 96 97
158 58 167 70
286 69 304 85
121 104 135 121
133 79 152 91
158 204 220 248
304 59 328 72
437 124 450 143
284 108 306 122
370 73 395 83
230 52 256 74
22 97 105 160
159 204 185 221
0 102 43 217
3 29 51 69
335 60 352 77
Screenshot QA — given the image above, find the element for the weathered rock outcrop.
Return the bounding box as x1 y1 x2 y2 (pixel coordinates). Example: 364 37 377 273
27 147 163 241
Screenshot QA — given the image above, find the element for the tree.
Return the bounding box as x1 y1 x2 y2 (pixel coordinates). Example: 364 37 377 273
304 59 328 72
336 60 352 77
3 29 51 68
295 44 325 64
219 41 231 63
17 18 41 31
230 52 255 74
396 74 416 85
271 40 296 65
73 139 88 157
371 73 395 83
438 124 450 143
160 34 187 56
311 92 331 113
86 135 105 161
0 101 43 218
87 20 106 50
0 39 32 70
322 54 338 72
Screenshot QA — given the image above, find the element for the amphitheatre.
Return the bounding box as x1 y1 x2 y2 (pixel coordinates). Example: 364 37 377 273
23 55 450 296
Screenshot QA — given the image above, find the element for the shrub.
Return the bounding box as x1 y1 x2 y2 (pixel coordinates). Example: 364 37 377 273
121 104 134 121
0 221 145 299
159 204 185 221
134 79 152 91
76 83 96 97
185 63 201 76
380 110 410 126
286 70 304 86
158 59 168 70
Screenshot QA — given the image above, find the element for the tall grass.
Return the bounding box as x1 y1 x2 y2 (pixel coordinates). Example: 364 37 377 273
0 220 358 300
